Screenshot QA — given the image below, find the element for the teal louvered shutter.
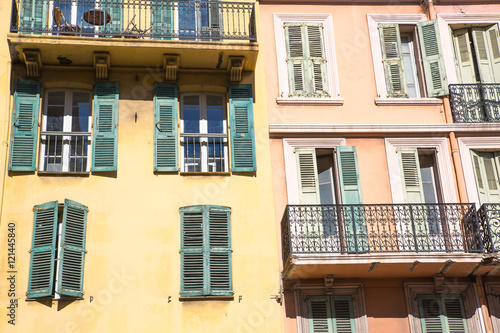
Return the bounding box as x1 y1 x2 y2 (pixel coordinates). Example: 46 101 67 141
307 24 329 97
337 146 367 253
151 1 173 40
417 20 449 97
207 206 232 296
9 79 41 171
379 24 407 97
307 296 334 333
101 0 123 35
180 206 205 297
285 23 306 97
57 199 87 298
154 83 178 172
332 296 356 333
418 295 445 333
229 85 256 172
92 82 119 172
27 201 58 298
295 148 320 204
20 0 47 33
443 295 468 333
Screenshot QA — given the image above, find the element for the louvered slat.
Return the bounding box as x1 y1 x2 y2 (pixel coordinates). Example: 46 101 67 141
183 211 203 248
298 151 317 190
208 207 232 294
181 207 205 295
307 296 333 333
401 152 420 187
420 297 444 333
181 252 204 291
154 83 178 172
379 24 407 97
443 297 468 333
332 297 355 333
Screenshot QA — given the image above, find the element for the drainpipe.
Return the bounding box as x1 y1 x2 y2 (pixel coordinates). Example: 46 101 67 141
476 276 494 333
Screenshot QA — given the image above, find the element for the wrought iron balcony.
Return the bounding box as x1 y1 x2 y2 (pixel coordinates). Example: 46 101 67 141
11 0 256 41
449 84 500 123
282 204 483 259
478 203 500 253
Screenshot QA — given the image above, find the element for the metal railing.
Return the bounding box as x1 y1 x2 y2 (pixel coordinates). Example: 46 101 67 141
449 84 500 123
478 203 500 253
281 204 483 259
40 132 90 172
11 0 256 41
181 133 227 172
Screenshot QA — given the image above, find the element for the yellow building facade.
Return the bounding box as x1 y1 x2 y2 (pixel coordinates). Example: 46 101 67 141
0 1 283 332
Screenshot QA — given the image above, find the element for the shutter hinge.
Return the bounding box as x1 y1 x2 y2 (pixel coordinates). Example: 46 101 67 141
85 250 88 254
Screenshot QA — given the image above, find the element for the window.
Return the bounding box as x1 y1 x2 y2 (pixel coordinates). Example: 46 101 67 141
368 15 448 102
306 295 355 333
27 199 88 299
181 93 228 172
153 83 256 173
452 25 500 84
274 14 342 105
40 89 92 172
417 294 468 333
180 205 232 297
471 150 500 204
8 80 119 173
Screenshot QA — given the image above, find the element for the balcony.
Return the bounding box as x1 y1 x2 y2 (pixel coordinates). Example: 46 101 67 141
449 84 500 123
9 0 257 70
281 204 485 279
478 203 500 253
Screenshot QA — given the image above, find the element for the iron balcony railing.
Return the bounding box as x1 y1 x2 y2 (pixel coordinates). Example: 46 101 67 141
478 203 500 253
11 0 256 41
449 84 500 123
40 132 91 173
281 204 483 259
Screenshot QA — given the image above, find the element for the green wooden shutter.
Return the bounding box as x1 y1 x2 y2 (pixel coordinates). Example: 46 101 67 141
154 83 178 172
486 24 500 82
452 29 477 83
57 199 87 298
101 0 123 35
417 20 449 97
443 295 468 333
9 79 41 171
20 0 47 33
295 148 320 204
471 150 488 204
337 146 367 253
285 23 307 97
92 82 119 172
151 2 173 40
27 201 58 298
472 27 495 83
332 296 356 333
207 206 232 296
471 151 500 204
398 148 425 203
307 24 329 97
307 296 334 333
418 295 445 333
180 206 205 297
379 24 407 98
229 84 256 172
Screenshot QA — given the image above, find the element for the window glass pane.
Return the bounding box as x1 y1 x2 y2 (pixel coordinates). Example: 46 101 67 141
46 91 65 131
44 135 63 172
484 155 499 191
184 137 201 172
207 95 224 133
183 95 200 133
208 137 225 172
401 35 418 98
316 153 335 205
419 154 438 204
71 92 91 132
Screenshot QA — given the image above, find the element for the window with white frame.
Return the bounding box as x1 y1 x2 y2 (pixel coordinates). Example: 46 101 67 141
180 93 228 172
368 15 448 102
40 89 92 173
274 14 342 105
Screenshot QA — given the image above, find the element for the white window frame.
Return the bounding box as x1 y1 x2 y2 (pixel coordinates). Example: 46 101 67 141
367 14 443 106
404 282 482 333
180 92 228 173
39 88 92 173
283 138 346 204
294 283 368 333
385 137 457 204
274 13 343 105
458 136 500 207
436 14 500 85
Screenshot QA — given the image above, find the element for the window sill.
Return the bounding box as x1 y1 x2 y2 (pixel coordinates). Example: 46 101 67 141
180 172 231 176
38 171 90 176
26 297 84 301
179 295 234 301
375 97 443 106
276 97 344 105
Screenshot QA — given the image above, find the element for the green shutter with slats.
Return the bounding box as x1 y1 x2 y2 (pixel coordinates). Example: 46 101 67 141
20 0 47 33
418 294 468 333
180 205 232 297
92 82 119 172
443 295 468 333
285 23 306 97
57 199 87 298
472 27 495 83
307 295 355 333
417 20 449 97
295 148 320 204
486 24 500 82
27 201 58 298
154 83 178 172
471 150 500 204
452 29 477 83
307 24 329 97
337 146 367 253
229 85 256 172
398 148 425 204
151 2 173 40
101 0 123 35
379 24 407 98
9 79 41 171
